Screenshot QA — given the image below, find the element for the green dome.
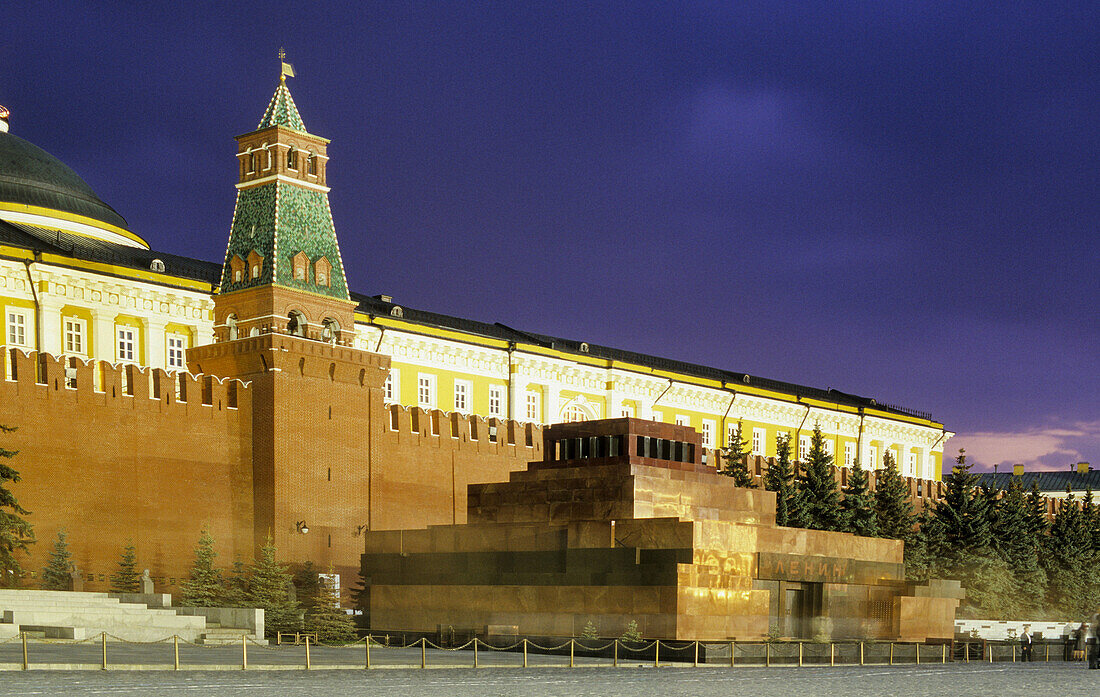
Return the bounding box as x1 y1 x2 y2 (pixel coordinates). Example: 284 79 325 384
0 130 131 234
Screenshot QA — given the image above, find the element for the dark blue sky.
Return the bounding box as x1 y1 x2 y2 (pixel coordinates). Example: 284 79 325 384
3 2 1097 470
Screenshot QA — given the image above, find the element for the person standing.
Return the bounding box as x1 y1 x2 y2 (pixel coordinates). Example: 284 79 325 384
1090 613 1100 669
1020 625 1033 662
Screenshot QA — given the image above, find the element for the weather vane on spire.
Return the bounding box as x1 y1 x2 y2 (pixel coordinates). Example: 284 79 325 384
279 48 296 82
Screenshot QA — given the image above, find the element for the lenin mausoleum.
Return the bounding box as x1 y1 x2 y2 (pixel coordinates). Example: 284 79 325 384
0 68 959 640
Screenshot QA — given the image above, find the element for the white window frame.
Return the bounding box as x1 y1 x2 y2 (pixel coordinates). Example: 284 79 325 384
823 439 834 458
488 384 503 417
844 442 856 468
166 333 187 370
752 428 765 456
525 391 541 422
798 435 811 462
867 445 878 470
63 317 87 355
6 309 28 347
453 379 471 414
385 368 400 403
906 451 917 477
417 373 436 408
701 420 715 449
116 326 136 363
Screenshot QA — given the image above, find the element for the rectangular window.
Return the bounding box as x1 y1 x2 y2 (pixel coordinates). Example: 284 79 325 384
453 380 470 413
117 327 136 363
64 318 86 355
385 369 400 402
525 391 540 422
868 445 878 469
752 428 765 456
823 439 834 457
620 405 634 418
488 385 503 417
417 373 436 408
844 442 856 468
651 410 663 422
907 452 917 477
701 420 715 449
798 435 810 461
166 334 186 369
727 423 738 450
6 310 27 347
675 415 689 427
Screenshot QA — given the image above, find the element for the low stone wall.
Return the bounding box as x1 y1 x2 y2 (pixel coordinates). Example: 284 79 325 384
954 618 1082 641
174 606 264 637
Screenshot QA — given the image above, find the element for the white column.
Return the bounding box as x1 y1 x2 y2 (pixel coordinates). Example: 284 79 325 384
39 300 62 356
144 318 167 370
92 311 116 363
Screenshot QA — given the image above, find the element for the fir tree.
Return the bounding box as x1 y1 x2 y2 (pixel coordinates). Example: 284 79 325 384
875 450 915 541
989 478 1046 613
0 425 34 588
180 526 223 606
1044 493 1092 617
799 424 846 531
764 433 801 527
41 529 74 590
580 621 599 640
247 536 300 637
720 420 756 488
620 620 642 643
905 507 944 583
841 461 878 537
303 565 357 643
222 556 250 607
109 540 141 593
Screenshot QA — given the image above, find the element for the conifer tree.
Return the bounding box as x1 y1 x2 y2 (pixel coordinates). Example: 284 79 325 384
764 433 801 527
247 536 300 637
180 526 223 606
989 479 1046 602
222 557 250 607
0 425 34 588
303 565 357 643
1024 479 1050 546
41 529 74 590
875 450 915 541
799 424 846 531
905 507 944 583
109 540 141 593
620 619 642 643
1044 493 1091 617
720 420 756 488
841 461 878 537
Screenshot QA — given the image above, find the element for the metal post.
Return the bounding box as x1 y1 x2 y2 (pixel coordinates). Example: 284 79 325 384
305 634 312 670
474 638 478 668
915 642 919 665
942 643 946 664
987 641 992 663
570 639 574 668
830 642 834 667
766 642 770 667
101 632 107 670
1012 644 1016 662
694 641 699 667
523 639 528 668
730 640 735 667
859 641 864 666
1045 644 1049 662
420 637 426 669
655 640 660 668
965 642 970 663
798 641 803 667
366 636 371 669
21 632 28 671
242 634 248 670
614 639 618 667
889 642 893 665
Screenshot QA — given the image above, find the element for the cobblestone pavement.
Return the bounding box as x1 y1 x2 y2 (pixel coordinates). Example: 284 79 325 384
0 661 1093 697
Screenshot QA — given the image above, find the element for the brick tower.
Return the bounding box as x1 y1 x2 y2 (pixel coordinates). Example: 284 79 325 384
189 61 389 587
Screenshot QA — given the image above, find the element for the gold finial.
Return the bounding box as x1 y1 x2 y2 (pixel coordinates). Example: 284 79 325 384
279 48 295 83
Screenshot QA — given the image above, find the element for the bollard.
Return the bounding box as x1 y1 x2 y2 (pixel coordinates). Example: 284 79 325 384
1045 644 1049 662
987 641 992 663
1012 644 1016 662
174 635 180 670
305 634 312 670
859 641 864 666
474 638 478 669
21 631 28 671
366 636 371 669
942 643 946 664
694 641 699 667
421 637 426 669
242 634 248 670
830 642 834 667
798 642 803 667
655 640 660 668
915 642 919 665
730 640 735 667
523 638 528 668
889 642 894 665
765 641 770 667
101 632 108 670
614 639 618 668
965 642 969 663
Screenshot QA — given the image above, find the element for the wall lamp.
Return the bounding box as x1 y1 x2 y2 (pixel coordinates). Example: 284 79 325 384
355 524 368 537
295 521 309 534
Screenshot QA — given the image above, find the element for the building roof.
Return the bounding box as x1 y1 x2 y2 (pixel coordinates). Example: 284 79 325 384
257 80 306 132
976 470 1100 494
0 130 131 233
351 292 938 424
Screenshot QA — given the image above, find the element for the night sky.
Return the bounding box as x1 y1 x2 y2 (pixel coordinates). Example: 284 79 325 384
3 3 1097 471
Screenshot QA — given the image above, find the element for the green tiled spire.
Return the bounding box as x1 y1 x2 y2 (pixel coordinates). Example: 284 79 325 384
257 79 306 132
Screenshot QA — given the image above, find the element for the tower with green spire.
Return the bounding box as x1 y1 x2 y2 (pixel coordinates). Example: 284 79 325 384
214 61 356 345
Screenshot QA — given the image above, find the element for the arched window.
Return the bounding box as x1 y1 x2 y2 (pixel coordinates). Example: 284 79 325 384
287 310 307 337
287 146 298 170
226 314 239 341
562 404 589 423
307 153 317 175
321 318 340 345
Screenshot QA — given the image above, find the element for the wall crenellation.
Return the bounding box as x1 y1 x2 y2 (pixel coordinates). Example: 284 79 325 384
384 403 543 456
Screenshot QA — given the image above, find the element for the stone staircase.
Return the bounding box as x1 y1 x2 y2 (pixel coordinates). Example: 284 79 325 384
0 589 209 642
